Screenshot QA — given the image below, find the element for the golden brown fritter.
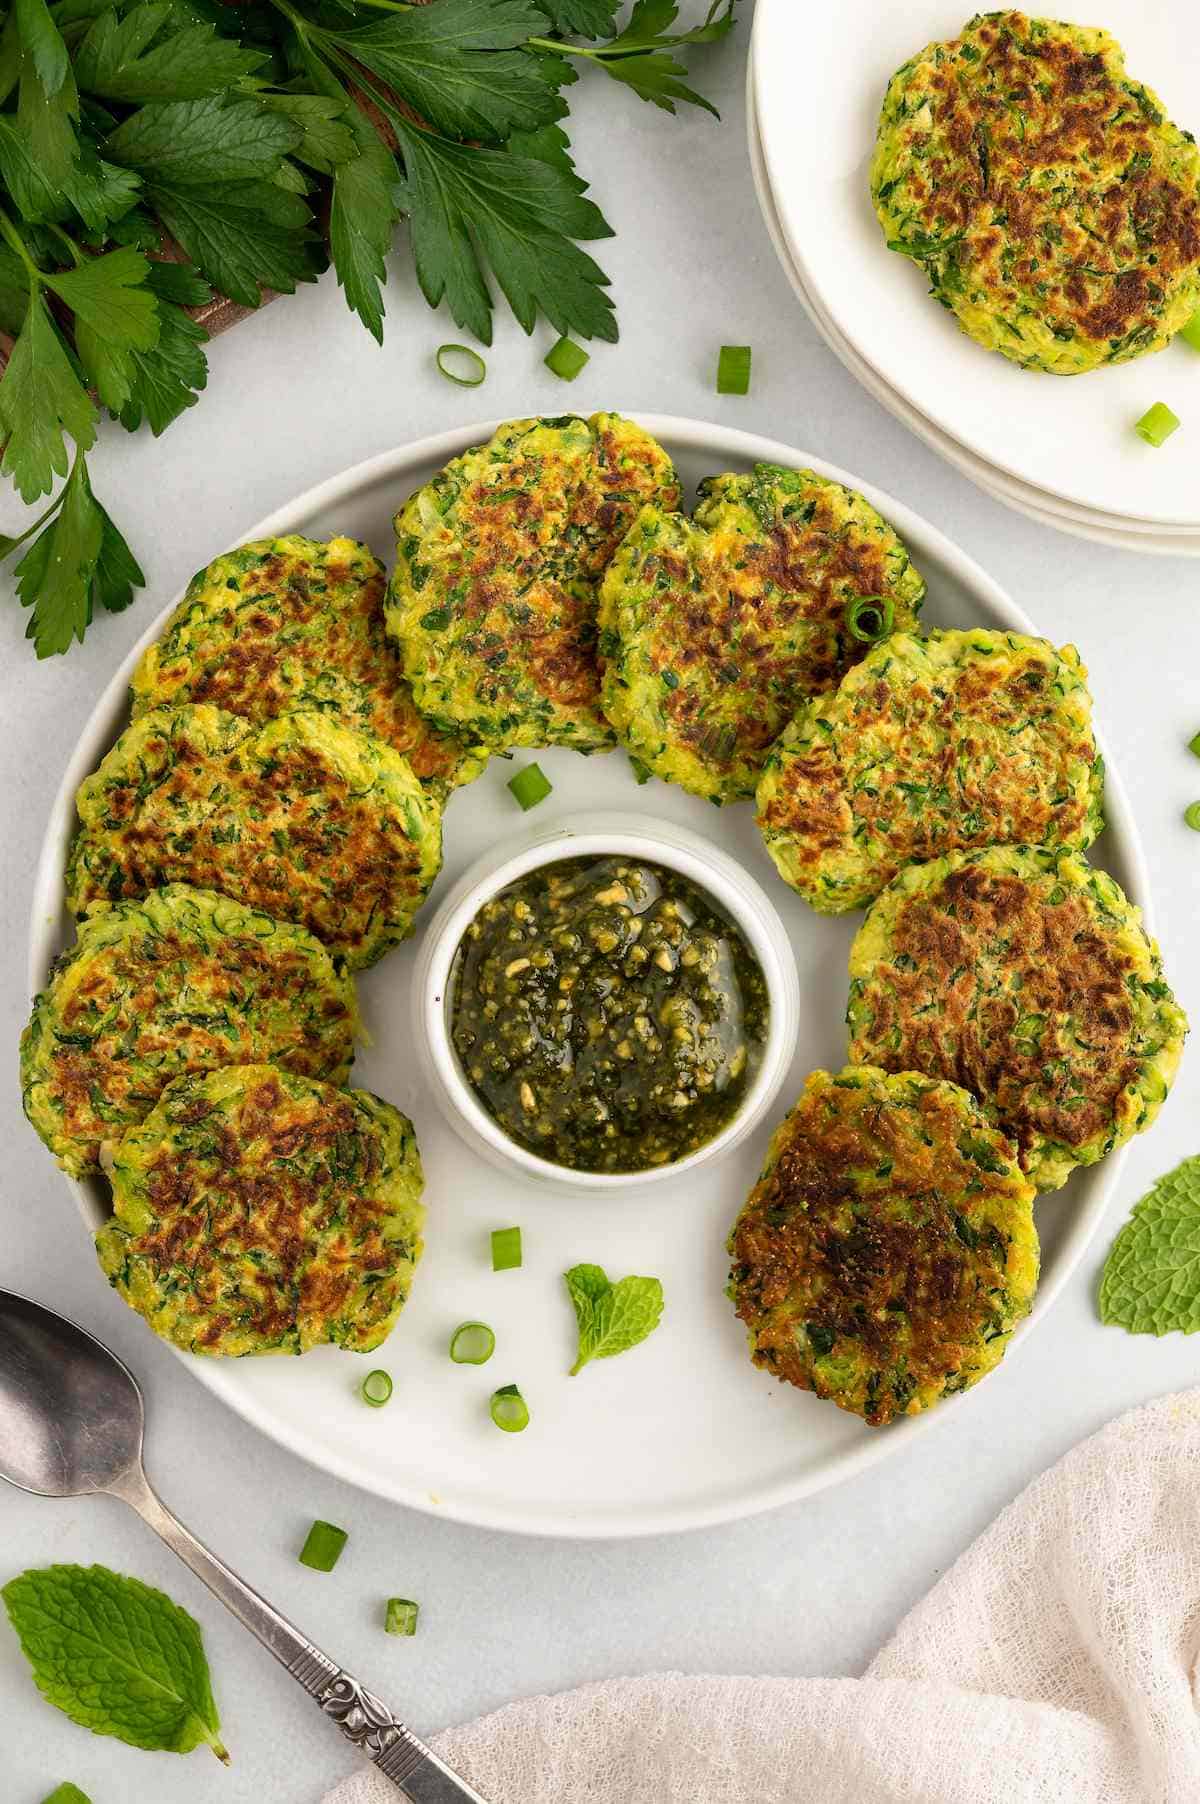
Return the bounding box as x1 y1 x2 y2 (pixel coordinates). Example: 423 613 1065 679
66 705 442 969
872 12 1200 372
757 629 1104 911
848 847 1187 1189
598 465 925 803
130 535 483 792
21 884 357 1179
727 1066 1039 1426
97 1064 424 1357
387 414 680 751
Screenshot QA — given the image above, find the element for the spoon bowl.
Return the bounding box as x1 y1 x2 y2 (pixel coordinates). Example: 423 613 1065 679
0 1290 144 1498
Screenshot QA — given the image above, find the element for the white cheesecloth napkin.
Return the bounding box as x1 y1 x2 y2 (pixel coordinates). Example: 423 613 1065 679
321 1390 1200 1804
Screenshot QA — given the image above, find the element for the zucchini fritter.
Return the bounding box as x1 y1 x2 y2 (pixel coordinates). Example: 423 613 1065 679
757 629 1103 912
97 1064 424 1357
848 847 1187 1190
387 414 680 751
598 466 926 803
21 884 357 1179
131 535 483 793
66 705 442 969
872 12 1200 373
728 1066 1038 1427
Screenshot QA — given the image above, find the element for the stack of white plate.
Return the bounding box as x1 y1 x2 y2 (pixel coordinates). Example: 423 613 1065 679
750 0 1200 556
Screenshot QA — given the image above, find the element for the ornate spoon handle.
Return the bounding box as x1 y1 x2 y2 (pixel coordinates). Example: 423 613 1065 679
112 1466 491 1802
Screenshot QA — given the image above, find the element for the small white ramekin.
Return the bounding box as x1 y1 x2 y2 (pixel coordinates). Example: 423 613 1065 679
412 811 800 1192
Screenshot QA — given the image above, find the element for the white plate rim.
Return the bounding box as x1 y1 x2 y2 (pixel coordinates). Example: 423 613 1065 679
752 0 1200 529
745 41 1200 559
26 415 1148 1538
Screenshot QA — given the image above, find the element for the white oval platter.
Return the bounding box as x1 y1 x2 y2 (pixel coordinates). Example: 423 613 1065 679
28 417 1146 1538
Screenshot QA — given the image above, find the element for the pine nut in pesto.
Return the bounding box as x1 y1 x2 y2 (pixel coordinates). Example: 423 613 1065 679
449 855 769 1173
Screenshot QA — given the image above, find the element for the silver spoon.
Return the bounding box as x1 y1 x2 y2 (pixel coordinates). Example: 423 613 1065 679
0 1288 490 1803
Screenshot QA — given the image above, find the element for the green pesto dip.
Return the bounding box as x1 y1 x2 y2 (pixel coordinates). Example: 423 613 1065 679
449 854 769 1173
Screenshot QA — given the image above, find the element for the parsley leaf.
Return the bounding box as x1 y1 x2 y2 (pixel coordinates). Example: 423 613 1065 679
1099 1156 1200 1335
0 113 67 222
18 52 80 192
328 101 402 343
15 0 69 99
105 93 303 185
118 296 208 433
91 487 144 612
0 287 96 501
568 0 735 116
330 0 567 143
564 1262 664 1373
13 451 102 653
260 93 358 174
2 1563 226 1758
396 120 615 344
44 245 159 348
62 139 142 235
74 3 266 104
535 0 620 38
145 176 320 307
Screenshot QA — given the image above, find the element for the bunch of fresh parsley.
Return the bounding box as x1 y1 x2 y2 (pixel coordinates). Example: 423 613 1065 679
0 0 735 658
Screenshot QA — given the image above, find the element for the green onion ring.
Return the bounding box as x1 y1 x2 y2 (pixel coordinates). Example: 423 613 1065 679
360 1369 393 1407
436 343 487 387
490 1383 530 1433
450 1321 496 1365
844 593 895 644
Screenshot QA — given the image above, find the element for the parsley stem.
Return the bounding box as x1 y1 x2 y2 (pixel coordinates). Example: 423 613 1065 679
0 205 40 282
0 485 66 563
47 224 82 267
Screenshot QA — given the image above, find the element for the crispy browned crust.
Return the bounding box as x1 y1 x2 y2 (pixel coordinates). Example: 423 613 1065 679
860 862 1138 1156
728 1069 1034 1426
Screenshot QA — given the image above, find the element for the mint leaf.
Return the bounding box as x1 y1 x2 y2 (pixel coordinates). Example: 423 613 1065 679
333 0 566 144
396 122 616 344
42 1786 92 1804
15 0 70 98
1099 1156 1200 1335
329 102 402 343
75 3 265 103
0 289 97 502
565 1262 664 1373
106 93 302 184
146 176 320 307
2 1563 226 1759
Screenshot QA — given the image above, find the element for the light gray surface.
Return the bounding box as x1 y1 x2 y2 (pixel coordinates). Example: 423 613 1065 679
2 19 1198 1803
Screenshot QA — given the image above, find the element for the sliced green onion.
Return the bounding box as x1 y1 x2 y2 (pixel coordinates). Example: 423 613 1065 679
507 763 552 811
844 593 895 643
1188 731 1200 759
717 344 752 395
490 1383 530 1432
1179 310 1200 352
360 1369 393 1408
629 755 652 786
299 1520 348 1572
491 1226 522 1270
544 335 589 382
1134 401 1180 446
385 1597 420 1637
42 1788 93 1804
450 1321 496 1365
436 342 486 387
1185 801 1200 831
